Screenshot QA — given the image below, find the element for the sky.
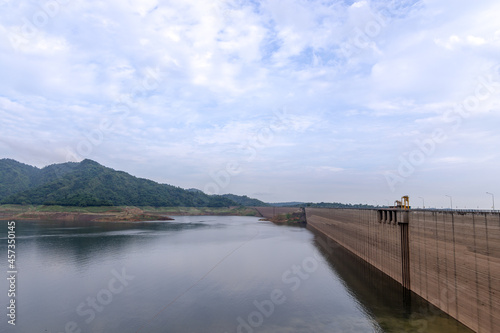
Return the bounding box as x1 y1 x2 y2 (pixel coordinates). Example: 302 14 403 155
1 0 499 208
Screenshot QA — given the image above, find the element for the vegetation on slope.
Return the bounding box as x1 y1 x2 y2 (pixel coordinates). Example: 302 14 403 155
220 194 269 207
270 201 375 209
0 159 236 207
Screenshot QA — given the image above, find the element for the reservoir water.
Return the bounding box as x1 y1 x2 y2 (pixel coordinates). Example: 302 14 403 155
1 216 473 332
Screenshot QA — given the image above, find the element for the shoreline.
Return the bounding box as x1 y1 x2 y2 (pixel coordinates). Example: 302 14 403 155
0 205 259 222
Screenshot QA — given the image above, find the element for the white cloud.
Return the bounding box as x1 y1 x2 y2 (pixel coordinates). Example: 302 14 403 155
315 166 345 173
0 0 499 205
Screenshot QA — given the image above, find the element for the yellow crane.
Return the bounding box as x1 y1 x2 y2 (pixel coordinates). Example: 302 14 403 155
394 195 410 210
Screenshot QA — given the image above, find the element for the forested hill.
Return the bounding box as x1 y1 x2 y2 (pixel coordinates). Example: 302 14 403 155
220 194 269 207
0 159 239 207
0 159 80 200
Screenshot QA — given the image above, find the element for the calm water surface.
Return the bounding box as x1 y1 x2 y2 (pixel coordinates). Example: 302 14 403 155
0 217 473 333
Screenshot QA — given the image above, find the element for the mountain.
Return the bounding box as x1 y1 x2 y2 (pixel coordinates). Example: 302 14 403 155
220 194 269 207
0 159 40 199
0 159 237 207
0 159 81 201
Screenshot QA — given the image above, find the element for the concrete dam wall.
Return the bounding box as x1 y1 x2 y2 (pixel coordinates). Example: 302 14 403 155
305 208 500 333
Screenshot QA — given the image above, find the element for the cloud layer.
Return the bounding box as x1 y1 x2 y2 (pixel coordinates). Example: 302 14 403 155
1 0 499 208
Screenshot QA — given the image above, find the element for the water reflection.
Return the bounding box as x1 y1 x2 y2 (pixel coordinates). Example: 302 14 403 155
310 228 474 333
0 218 474 333
3 219 210 271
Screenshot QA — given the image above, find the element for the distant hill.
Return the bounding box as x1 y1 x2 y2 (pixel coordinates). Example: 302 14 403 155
0 159 238 207
220 194 269 207
303 202 375 209
269 202 305 207
269 201 375 209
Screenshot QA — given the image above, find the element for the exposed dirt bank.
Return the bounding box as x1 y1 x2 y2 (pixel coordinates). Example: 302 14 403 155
0 205 258 222
0 206 173 222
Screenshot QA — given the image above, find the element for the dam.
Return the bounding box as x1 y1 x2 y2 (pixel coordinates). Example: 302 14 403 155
255 206 500 333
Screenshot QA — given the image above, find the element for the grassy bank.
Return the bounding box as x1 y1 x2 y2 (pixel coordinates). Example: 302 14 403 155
0 205 259 222
0 204 122 213
142 206 259 216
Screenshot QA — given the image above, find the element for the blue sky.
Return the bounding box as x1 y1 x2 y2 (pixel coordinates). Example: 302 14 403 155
1 0 499 208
